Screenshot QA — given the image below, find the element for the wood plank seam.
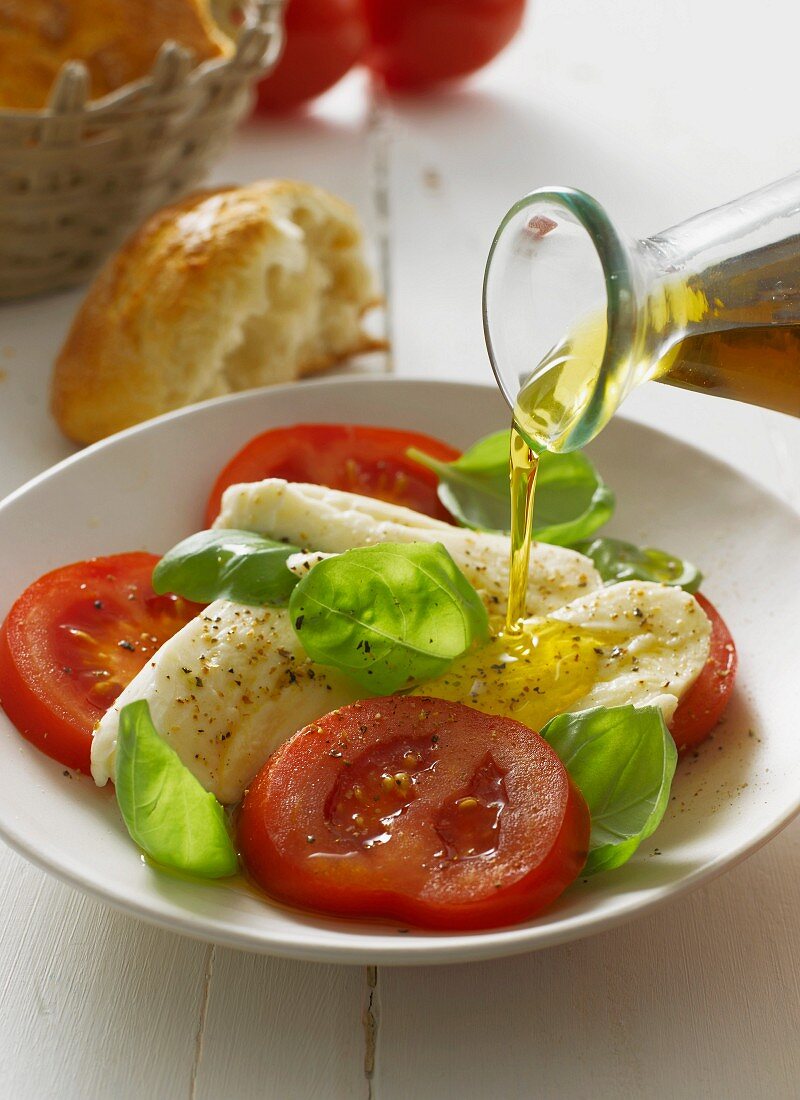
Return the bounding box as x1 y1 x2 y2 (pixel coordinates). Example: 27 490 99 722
362 965 380 1099
367 84 395 376
362 76 395 1095
189 944 216 1099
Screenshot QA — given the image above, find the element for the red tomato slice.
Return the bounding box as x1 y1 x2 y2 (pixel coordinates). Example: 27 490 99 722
204 423 461 527
0 553 202 773
670 593 737 752
253 0 367 112
363 0 526 90
238 695 590 931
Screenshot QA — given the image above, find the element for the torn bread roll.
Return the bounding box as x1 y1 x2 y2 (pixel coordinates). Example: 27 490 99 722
51 180 382 444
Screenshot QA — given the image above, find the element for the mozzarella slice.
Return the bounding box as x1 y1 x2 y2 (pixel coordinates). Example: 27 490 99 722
214 479 602 615
549 580 711 720
416 580 711 728
91 600 362 805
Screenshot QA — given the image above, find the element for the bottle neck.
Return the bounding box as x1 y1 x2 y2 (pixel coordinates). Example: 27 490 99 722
641 170 800 339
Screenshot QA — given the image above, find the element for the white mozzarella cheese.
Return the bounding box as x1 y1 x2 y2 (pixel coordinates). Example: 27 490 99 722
410 580 711 729
550 580 712 721
91 599 361 804
214 479 602 615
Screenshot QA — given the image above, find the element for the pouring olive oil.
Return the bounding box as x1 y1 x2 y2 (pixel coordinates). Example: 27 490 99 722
506 426 539 630
488 176 800 631
485 176 800 539
512 308 800 457
505 318 800 630
505 313 800 634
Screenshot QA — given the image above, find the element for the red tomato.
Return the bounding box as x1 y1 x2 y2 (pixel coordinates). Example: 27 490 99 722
0 554 202 773
363 0 526 90
205 423 461 527
254 0 367 112
239 695 590 930
670 594 737 752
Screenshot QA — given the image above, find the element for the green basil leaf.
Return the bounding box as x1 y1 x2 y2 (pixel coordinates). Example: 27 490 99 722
572 536 703 593
408 430 615 545
115 701 238 878
408 431 509 531
152 529 300 606
289 542 489 694
533 451 615 545
541 704 677 875
441 429 509 474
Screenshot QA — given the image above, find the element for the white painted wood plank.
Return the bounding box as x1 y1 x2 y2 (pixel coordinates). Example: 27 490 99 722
211 70 376 211
0 845 209 1098
194 952 367 1100
0 289 81 497
375 820 800 1100
376 1 800 1097
0 89 381 1100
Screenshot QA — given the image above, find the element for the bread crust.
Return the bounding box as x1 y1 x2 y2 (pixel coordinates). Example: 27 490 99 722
0 0 231 109
51 180 382 443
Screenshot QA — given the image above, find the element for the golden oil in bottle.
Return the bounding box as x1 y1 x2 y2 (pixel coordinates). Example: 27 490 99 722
512 276 800 457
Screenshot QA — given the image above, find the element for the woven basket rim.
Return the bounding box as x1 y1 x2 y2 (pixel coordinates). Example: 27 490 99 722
0 0 284 121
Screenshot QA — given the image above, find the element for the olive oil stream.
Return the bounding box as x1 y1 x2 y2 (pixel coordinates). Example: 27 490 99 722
506 426 538 632
506 321 800 630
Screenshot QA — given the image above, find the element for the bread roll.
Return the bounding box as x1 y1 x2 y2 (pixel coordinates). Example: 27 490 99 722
51 181 382 443
0 0 231 110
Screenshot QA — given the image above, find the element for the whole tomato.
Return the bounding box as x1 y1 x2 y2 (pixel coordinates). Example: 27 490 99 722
255 0 367 112
362 0 527 90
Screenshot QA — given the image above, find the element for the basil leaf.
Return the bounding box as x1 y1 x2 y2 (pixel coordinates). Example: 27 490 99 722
289 542 489 693
409 432 508 531
533 451 615 545
408 430 615 545
115 701 238 878
440 429 509 474
571 537 703 593
541 704 677 875
153 529 300 606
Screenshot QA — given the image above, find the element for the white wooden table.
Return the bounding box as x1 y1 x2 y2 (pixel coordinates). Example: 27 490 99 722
2 2 799 1095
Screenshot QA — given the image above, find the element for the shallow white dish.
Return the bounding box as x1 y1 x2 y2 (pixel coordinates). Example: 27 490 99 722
0 377 797 965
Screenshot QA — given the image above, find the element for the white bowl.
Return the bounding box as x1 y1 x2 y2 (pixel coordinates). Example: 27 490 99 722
0 377 797 964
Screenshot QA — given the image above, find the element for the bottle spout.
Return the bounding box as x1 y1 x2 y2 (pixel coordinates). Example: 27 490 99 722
483 187 653 452
485 173 800 450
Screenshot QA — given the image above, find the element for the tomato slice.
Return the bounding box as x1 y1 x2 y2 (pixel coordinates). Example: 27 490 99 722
670 593 737 752
238 695 590 931
204 423 461 527
0 553 202 773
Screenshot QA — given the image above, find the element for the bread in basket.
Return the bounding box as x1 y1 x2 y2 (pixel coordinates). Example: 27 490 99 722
0 0 285 298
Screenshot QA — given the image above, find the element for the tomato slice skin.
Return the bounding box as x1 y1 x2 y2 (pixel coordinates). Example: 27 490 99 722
204 423 461 527
0 553 202 773
670 593 737 752
238 696 590 931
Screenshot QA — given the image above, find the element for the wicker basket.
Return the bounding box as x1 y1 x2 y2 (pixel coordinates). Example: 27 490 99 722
0 1 285 300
